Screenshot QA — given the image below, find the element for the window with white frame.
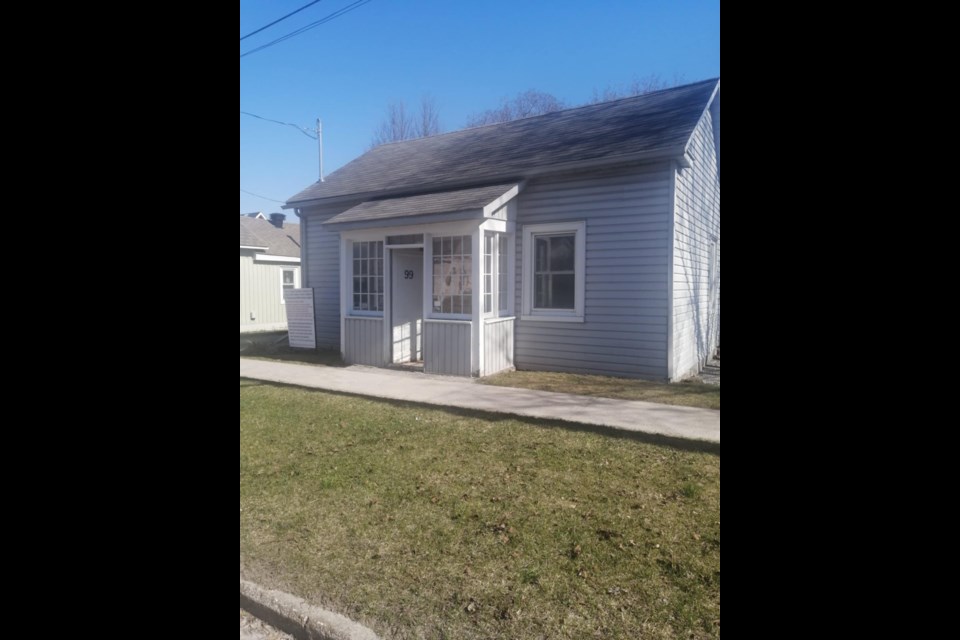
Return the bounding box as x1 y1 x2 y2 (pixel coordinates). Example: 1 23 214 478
483 234 494 314
352 241 384 313
522 222 585 321
280 268 298 304
483 232 511 316
432 235 472 315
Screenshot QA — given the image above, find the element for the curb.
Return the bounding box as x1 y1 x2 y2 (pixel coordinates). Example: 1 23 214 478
240 579 380 640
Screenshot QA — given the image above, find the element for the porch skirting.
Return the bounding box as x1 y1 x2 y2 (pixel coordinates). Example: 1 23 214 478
343 316 515 377
344 316 384 366
424 320 471 376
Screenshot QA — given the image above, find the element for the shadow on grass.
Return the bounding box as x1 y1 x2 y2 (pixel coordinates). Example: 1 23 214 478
240 332 347 368
241 378 720 456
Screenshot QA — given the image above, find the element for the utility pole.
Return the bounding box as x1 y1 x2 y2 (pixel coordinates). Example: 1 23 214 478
317 118 324 182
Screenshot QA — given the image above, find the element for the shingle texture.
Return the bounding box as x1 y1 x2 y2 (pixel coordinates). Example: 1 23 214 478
289 79 718 204
239 216 301 257
326 183 517 225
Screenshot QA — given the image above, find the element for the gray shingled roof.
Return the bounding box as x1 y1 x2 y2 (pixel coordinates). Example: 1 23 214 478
239 216 301 258
326 183 517 225
289 79 718 205
239 220 267 247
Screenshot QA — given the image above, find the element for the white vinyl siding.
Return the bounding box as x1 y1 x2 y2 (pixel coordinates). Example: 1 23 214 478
240 252 300 332
482 316 515 376
514 165 673 379
301 202 357 349
673 101 721 380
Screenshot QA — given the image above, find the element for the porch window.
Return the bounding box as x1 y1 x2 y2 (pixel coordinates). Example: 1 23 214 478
483 232 511 316
352 241 384 313
498 234 509 314
521 222 585 322
432 235 472 316
483 234 494 314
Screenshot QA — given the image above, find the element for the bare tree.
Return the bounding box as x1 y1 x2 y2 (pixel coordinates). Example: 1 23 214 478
466 90 565 127
371 101 415 147
417 94 441 138
590 73 686 103
371 95 443 147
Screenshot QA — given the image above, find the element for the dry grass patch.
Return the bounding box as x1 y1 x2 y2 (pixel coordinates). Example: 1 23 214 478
481 370 720 410
240 379 720 639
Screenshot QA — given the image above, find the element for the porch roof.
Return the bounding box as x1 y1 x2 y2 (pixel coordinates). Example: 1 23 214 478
323 183 519 228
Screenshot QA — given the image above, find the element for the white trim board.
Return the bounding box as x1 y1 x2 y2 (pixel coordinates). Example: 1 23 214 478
254 254 301 264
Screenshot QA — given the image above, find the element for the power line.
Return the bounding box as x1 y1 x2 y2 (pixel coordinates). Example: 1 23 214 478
240 188 285 203
240 110 317 139
240 0 325 42
240 0 373 59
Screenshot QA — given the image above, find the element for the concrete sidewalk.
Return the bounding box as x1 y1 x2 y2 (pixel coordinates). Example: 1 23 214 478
240 358 720 444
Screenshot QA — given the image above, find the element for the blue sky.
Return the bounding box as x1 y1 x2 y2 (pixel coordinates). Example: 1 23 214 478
239 0 720 216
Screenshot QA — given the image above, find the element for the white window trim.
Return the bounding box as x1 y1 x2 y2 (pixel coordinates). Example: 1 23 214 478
498 233 511 316
428 233 474 321
280 267 299 304
521 221 585 323
482 231 514 319
255 253 300 263
482 232 496 319
347 240 385 317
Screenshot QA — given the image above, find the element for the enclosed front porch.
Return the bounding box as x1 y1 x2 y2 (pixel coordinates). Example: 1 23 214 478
324 184 521 377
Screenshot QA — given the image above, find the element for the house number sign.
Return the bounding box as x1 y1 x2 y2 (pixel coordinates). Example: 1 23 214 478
404 270 415 279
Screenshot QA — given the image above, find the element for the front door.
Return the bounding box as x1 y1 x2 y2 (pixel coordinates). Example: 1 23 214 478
391 250 423 363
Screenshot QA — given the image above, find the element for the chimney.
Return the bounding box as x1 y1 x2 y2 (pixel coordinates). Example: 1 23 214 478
269 213 285 229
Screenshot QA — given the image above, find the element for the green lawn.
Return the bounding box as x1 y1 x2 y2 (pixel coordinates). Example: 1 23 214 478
241 344 346 367
481 370 721 410
240 379 720 639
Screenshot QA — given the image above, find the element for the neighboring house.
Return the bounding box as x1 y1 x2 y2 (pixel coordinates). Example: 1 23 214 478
286 79 720 380
239 213 301 333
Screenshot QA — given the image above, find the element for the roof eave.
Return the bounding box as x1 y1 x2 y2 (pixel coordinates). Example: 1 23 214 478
683 80 720 159
323 208 484 231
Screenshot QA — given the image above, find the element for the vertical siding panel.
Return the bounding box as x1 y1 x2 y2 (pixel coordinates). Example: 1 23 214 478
424 322 471 376
343 318 384 366
514 165 672 379
481 318 515 376
240 253 291 332
447 325 454 374
673 103 721 380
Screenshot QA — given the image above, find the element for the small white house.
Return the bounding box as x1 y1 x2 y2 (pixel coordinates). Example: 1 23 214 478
285 79 720 380
239 213 301 333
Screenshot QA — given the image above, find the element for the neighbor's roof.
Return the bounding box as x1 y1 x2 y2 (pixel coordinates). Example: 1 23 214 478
239 216 301 258
289 78 719 206
325 183 518 226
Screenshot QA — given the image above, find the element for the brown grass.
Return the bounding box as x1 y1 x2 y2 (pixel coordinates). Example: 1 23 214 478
481 370 720 410
240 379 720 639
